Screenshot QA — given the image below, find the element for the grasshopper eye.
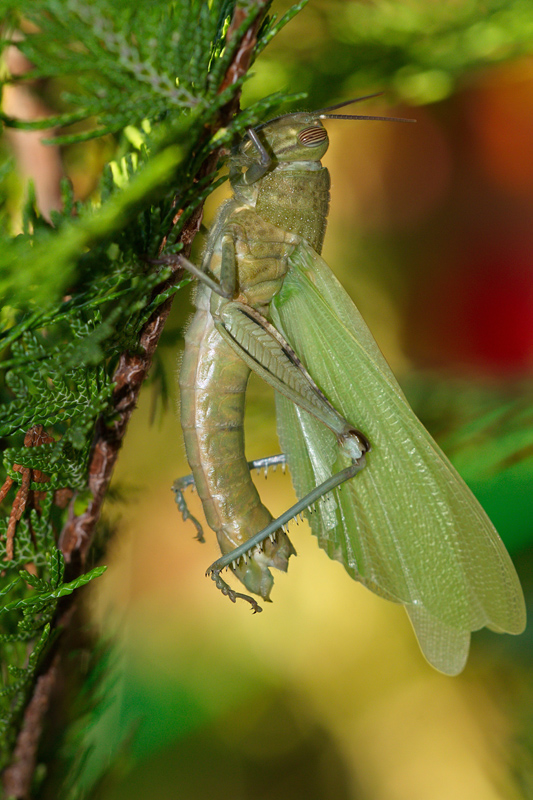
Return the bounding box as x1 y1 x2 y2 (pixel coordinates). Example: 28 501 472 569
297 126 327 147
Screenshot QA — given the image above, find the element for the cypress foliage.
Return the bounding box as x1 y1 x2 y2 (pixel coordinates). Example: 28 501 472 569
0 0 306 792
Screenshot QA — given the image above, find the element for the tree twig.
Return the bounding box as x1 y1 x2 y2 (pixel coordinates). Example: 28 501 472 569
2 655 60 800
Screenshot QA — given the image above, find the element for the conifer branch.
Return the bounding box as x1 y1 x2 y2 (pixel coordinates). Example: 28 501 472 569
0 1 275 794
59 0 269 561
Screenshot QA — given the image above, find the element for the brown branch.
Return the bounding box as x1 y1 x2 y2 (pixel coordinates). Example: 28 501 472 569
57 210 200 562
2 656 60 800
2 3 271 796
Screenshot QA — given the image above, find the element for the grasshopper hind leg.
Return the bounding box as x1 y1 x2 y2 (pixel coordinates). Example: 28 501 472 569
175 452 366 612
173 473 265 613
173 455 291 612
172 455 288 543
206 452 367 610
172 474 205 542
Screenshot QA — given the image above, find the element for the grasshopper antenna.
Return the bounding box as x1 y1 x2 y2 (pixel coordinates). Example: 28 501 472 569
317 92 385 112
258 93 415 128
317 93 415 123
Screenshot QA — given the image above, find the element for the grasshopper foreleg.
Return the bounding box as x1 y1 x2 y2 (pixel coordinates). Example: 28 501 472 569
154 224 239 300
153 252 235 299
229 126 274 188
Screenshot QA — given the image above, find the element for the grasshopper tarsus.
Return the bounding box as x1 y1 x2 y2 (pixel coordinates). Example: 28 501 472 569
209 568 263 613
172 480 206 543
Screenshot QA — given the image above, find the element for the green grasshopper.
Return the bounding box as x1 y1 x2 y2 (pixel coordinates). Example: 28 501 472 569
172 95 526 675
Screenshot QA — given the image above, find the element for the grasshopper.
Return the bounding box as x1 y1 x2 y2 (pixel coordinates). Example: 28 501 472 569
172 96 525 675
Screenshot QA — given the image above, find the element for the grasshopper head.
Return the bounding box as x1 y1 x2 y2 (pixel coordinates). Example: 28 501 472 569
232 95 414 186
252 113 330 163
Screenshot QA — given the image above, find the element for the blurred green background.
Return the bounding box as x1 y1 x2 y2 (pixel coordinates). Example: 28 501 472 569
7 0 533 797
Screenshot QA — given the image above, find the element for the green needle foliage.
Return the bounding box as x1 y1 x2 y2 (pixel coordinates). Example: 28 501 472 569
0 0 304 788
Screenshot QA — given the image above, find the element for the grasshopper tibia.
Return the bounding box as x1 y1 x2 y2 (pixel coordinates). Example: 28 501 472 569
247 453 286 476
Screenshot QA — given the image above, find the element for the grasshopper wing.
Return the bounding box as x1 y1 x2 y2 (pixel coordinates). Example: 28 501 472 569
271 242 525 675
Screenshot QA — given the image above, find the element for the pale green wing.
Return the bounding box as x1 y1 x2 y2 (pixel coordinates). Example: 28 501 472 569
271 243 525 675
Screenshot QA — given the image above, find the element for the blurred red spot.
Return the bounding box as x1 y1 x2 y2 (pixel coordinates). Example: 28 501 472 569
408 245 533 375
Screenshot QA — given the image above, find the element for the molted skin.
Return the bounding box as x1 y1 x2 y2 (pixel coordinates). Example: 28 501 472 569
179 115 330 598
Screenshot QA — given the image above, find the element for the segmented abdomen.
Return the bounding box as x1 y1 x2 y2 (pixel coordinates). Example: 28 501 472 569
180 300 272 546
180 289 295 599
